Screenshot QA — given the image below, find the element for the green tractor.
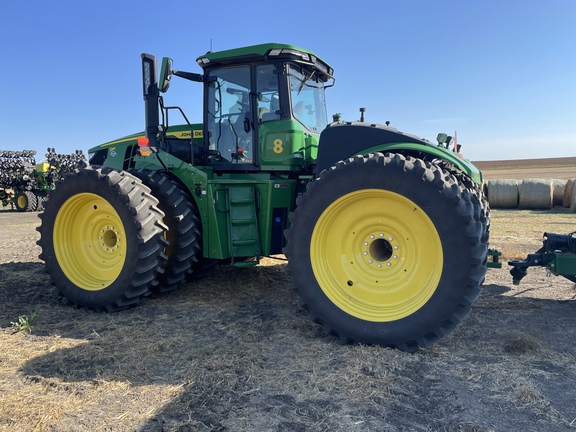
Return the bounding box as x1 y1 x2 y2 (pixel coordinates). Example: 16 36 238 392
38 43 489 350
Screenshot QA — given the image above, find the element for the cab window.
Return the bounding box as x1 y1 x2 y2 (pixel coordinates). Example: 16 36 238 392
256 64 280 123
207 66 252 163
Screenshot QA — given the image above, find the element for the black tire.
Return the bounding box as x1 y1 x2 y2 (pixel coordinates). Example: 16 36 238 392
131 170 202 293
37 167 168 311
35 192 48 211
285 153 487 351
15 190 38 212
461 176 490 245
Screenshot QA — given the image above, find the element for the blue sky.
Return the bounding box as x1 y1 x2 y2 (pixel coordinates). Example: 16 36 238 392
1 0 574 162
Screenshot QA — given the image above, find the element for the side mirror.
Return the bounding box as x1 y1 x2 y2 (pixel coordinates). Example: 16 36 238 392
159 57 173 93
141 53 157 99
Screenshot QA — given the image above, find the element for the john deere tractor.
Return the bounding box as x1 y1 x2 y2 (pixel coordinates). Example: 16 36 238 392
38 43 489 350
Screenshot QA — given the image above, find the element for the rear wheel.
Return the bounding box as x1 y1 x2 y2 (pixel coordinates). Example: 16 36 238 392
461 176 490 245
285 153 487 351
37 167 167 311
15 191 38 212
131 170 202 293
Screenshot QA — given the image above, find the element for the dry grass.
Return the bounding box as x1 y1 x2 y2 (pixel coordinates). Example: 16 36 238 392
1 210 575 431
489 207 576 260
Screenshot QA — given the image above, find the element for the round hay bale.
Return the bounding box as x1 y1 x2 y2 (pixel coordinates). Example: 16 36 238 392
485 179 518 208
563 179 575 208
570 180 576 212
518 178 553 209
553 179 567 207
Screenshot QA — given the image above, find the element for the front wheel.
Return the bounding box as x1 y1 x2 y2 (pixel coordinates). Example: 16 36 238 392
285 153 487 351
37 167 167 311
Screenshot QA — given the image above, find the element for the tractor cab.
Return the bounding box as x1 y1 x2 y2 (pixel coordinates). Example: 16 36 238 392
154 44 334 172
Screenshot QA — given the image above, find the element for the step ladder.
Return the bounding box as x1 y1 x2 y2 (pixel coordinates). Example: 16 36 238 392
227 186 260 267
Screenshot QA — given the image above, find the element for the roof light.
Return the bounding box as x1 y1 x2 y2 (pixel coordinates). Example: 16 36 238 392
282 49 310 61
196 57 210 66
267 48 310 61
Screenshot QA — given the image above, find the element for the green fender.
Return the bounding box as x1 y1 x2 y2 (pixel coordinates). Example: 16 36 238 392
358 142 483 184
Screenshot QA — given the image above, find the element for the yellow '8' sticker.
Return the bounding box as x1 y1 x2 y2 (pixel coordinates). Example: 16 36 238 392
273 139 284 154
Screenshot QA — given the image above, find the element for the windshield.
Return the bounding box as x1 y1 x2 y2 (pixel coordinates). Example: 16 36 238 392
289 65 328 133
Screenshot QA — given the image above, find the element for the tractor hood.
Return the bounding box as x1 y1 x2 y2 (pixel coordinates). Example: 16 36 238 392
316 121 482 183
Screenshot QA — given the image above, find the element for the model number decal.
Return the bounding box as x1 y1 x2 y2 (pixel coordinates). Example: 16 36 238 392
272 139 283 154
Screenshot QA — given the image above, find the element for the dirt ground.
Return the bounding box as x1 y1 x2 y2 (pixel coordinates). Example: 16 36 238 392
1 207 576 431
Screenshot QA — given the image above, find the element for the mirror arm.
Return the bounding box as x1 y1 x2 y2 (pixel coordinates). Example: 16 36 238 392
173 70 204 82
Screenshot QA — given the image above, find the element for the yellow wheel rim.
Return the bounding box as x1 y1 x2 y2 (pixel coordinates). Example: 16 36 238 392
54 193 127 291
310 189 443 322
17 195 27 209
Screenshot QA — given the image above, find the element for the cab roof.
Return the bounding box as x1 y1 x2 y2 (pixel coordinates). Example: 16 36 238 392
195 43 333 80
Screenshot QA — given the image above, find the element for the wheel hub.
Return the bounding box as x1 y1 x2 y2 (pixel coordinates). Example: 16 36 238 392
362 232 399 268
100 225 121 253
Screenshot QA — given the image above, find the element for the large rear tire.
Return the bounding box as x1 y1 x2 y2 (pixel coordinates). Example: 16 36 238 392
15 191 38 212
285 153 487 351
131 170 202 293
37 167 167 311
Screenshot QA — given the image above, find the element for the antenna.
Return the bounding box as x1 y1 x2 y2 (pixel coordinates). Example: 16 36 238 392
210 38 213 52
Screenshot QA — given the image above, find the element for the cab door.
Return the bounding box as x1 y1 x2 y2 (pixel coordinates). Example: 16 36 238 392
206 65 255 164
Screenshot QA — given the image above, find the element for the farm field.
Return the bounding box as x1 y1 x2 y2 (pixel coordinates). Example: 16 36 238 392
1 159 576 431
473 157 576 180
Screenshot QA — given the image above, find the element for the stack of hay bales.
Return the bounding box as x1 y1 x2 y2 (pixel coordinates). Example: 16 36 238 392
485 178 576 211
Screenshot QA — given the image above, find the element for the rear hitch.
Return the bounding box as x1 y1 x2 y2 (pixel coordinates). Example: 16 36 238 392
508 253 544 285
508 232 576 285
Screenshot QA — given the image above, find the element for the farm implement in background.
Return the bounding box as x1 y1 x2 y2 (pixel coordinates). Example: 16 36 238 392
0 149 86 211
